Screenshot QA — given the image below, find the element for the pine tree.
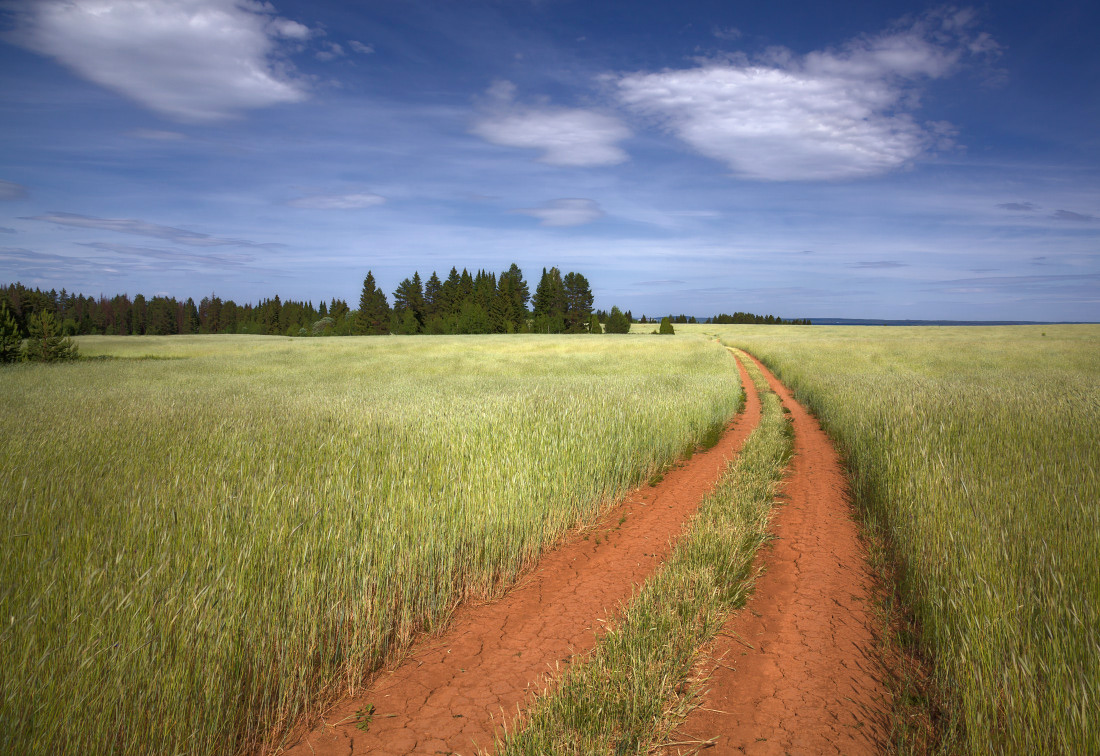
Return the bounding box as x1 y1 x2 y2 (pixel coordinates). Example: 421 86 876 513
1 301 22 362
23 310 79 362
532 267 566 333
588 313 602 333
424 271 442 320
562 271 594 333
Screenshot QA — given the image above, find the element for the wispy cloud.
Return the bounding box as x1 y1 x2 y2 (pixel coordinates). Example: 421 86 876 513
614 8 997 180
514 198 605 226
348 40 374 54
0 227 17 234
79 241 256 268
0 179 29 200
6 0 310 122
472 80 630 167
26 212 273 248
997 201 1038 211
1052 209 1095 222
852 260 908 268
287 192 386 209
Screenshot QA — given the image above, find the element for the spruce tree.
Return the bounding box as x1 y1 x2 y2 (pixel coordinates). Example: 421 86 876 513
1 301 22 362
355 271 391 335
659 316 675 335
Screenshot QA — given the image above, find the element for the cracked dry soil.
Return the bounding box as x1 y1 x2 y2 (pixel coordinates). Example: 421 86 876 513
664 353 893 756
281 356 761 756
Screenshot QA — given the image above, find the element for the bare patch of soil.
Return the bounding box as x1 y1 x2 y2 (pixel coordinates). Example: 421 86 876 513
663 353 893 756
279 357 761 756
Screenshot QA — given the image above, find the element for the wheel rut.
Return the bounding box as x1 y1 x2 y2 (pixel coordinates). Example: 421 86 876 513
664 351 893 755
280 356 761 756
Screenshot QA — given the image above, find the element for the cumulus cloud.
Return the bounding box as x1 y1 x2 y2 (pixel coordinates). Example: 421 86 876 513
287 192 386 209
26 212 270 247
0 179 29 200
6 0 310 122
614 8 997 181
514 198 605 226
472 80 630 166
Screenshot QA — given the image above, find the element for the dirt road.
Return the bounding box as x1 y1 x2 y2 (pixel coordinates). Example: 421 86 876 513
664 352 892 755
281 356 761 756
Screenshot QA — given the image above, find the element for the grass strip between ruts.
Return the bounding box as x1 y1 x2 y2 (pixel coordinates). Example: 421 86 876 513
492 350 793 755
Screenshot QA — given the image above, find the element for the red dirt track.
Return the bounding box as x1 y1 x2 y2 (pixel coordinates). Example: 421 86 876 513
664 352 892 755
281 356 762 756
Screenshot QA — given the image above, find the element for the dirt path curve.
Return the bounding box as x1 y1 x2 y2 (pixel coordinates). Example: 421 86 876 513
665 352 892 756
281 355 761 756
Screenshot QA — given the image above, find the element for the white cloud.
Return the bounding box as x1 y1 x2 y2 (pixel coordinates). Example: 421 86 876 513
0 179 29 200
316 42 344 61
614 9 996 181
472 80 630 167
287 192 386 209
514 198 605 227
8 0 310 122
349 40 374 54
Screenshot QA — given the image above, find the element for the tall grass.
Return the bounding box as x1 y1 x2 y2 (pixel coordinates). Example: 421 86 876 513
0 334 739 755
496 350 792 755
710 324 1100 754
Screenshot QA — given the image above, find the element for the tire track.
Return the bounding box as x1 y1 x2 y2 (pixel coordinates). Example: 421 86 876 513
664 351 893 755
280 355 761 756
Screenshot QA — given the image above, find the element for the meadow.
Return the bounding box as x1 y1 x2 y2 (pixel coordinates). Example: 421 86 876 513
0 334 740 755
708 324 1099 754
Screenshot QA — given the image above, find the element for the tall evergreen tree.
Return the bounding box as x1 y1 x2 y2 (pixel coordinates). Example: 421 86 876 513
532 267 566 333
562 271 594 333
424 271 442 319
355 271 391 335
1 301 22 362
392 273 425 334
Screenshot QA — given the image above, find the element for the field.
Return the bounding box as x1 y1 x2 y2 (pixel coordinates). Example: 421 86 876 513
708 324 1099 754
3 326 1096 755
0 334 740 755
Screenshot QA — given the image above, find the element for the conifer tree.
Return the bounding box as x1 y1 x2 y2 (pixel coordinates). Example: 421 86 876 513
659 316 675 335
355 271 391 335
605 305 631 334
1 301 22 362
23 310 79 361
562 271 594 333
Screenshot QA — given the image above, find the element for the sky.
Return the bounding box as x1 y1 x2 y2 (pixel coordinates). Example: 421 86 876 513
1 0 1098 321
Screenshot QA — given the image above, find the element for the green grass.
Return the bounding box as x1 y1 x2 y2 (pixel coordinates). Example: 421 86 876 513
495 350 792 755
708 324 1100 754
0 334 740 756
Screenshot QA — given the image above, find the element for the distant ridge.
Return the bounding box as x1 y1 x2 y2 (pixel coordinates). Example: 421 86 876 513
803 318 1095 326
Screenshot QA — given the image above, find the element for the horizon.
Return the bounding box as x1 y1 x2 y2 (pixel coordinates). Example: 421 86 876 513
2 1 1098 322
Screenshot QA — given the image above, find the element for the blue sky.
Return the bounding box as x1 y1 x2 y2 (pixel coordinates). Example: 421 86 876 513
1 0 1097 321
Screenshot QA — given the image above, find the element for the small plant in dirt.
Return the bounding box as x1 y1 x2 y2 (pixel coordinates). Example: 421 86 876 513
354 704 376 731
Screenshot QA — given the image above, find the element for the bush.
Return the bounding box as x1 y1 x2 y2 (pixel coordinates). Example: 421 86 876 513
658 317 675 335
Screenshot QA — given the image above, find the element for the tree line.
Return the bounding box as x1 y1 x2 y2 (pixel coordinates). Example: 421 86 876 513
1 272 810 357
